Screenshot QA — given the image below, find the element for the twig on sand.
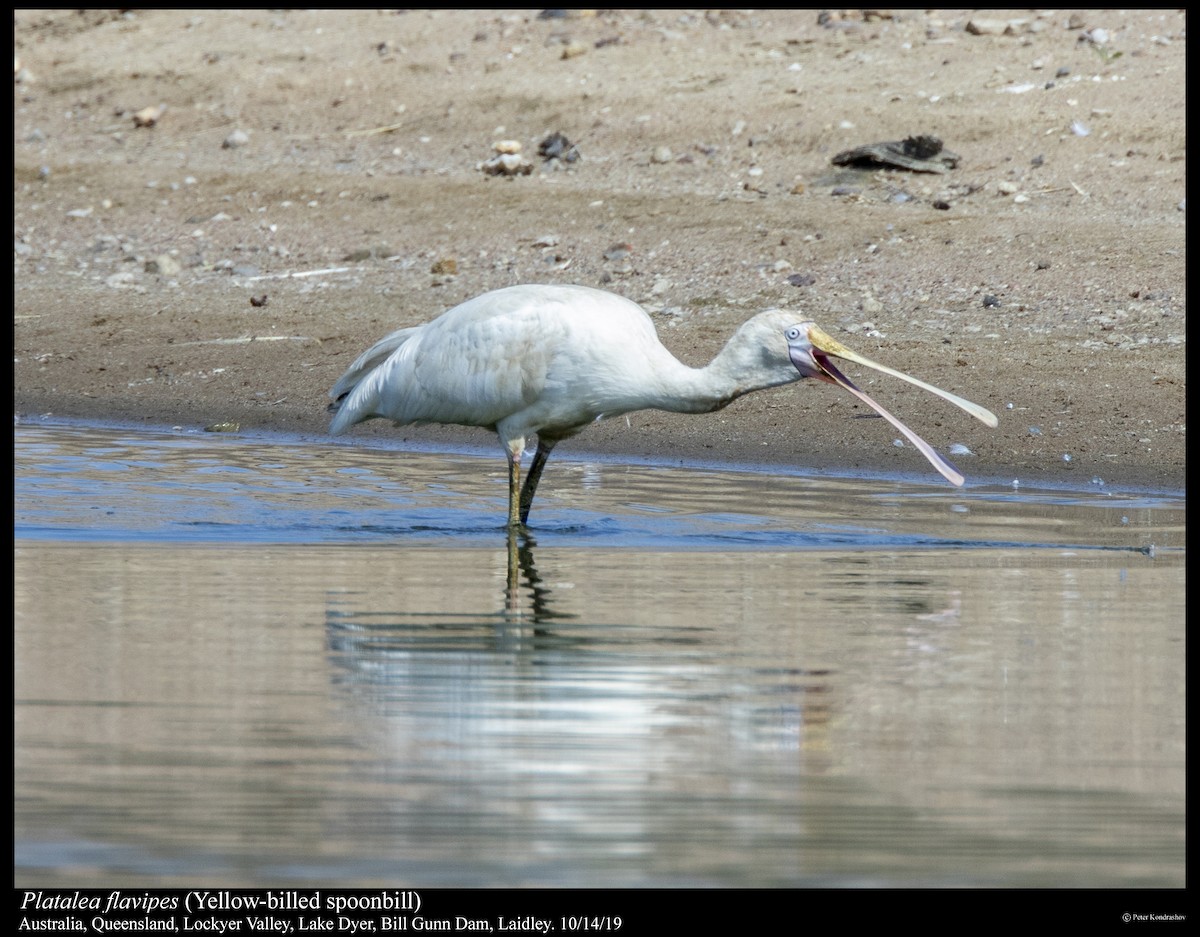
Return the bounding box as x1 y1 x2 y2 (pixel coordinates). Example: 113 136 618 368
236 266 354 282
345 122 406 137
177 335 319 346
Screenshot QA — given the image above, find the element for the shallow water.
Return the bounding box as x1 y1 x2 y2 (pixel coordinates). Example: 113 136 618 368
13 422 1186 887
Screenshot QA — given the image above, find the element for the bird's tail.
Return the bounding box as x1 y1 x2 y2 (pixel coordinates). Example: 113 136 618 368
328 325 419 433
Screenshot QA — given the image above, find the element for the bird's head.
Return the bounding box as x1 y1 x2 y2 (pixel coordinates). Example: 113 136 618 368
784 321 998 486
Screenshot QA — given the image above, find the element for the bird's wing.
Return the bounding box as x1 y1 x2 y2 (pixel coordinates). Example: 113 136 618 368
329 301 568 434
399 303 563 426
329 324 420 403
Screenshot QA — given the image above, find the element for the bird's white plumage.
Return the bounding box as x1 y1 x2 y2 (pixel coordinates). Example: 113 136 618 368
331 285 800 455
330 284 996 526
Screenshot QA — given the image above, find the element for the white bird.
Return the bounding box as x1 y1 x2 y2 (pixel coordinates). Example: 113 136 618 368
329 284 997 528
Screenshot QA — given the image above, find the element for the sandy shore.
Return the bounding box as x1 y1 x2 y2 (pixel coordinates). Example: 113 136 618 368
14 10 1186 491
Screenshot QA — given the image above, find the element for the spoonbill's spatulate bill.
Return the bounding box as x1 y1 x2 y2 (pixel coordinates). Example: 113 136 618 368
785 323 998 488
329 284 997 527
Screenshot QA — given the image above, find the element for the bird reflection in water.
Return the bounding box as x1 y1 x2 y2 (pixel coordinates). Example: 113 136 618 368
324 531 572 683
503 527 570 626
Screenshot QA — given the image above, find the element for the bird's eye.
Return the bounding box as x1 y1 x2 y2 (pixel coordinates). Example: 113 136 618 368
785 327 801 341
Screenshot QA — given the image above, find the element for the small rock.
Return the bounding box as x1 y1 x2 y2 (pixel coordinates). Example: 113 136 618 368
538 9 597 19
650 146 673 164
133 104 166 128
492 139 522 154
342 245 394 262
430 258 457 275
105 271 138 288
479 152 533 176
560 40 589 60
538 132 578 162
222 129 250 149
966 19 1011 36
145 254 182 276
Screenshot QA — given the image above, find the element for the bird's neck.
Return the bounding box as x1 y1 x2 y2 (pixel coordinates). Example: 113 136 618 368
653 313 801 414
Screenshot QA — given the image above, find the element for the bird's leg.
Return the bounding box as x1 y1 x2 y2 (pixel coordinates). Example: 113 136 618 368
506 449 523 530
518 438 556 526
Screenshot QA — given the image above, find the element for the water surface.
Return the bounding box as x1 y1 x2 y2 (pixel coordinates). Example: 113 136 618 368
14 423 1185 887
